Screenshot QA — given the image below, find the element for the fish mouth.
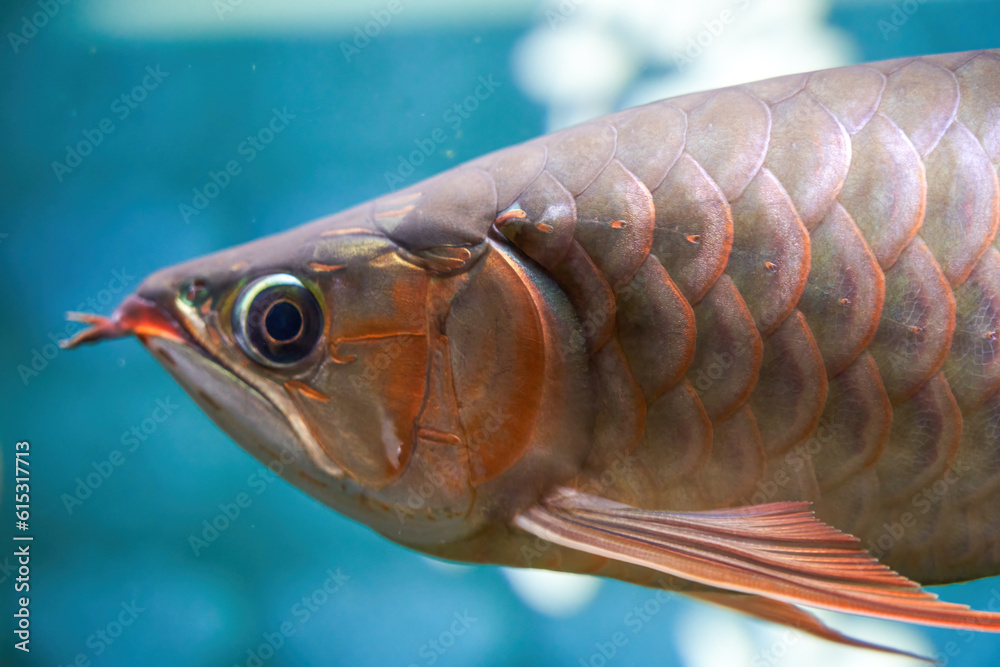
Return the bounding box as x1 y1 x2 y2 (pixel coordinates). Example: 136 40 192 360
62 291 257 396
61 294 190 350
63 290 347 481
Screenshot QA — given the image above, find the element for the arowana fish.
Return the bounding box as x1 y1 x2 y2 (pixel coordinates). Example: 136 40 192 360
66 49 1000 659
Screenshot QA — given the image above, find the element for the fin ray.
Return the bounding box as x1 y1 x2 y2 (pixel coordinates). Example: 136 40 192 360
514 489 1000 631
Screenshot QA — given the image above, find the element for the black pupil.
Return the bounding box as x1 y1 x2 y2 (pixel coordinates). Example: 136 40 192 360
264 300 303 342
235 277 323 366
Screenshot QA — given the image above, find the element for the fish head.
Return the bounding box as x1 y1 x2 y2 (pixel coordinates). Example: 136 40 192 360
65 204 591 554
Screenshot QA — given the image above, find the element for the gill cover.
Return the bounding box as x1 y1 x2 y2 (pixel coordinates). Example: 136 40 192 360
271 175 592 517
69 171 591 546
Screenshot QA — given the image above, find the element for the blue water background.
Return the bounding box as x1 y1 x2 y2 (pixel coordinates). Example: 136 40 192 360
2 1 1000 665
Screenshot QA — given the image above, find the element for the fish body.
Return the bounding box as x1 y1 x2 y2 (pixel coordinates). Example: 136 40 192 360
67 49 1000 657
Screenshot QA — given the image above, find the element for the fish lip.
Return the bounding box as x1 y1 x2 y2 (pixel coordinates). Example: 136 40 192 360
62 288 266 411
62 294 192 350
65 285 347 481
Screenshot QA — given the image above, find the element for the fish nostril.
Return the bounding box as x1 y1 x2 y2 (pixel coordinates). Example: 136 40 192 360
181 277 210 306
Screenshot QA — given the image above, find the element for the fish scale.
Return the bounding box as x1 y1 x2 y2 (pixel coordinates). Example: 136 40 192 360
64 49 1000 655
486 49 1000 585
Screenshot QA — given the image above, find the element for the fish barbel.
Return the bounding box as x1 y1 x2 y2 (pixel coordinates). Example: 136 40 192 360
66 49 1000 658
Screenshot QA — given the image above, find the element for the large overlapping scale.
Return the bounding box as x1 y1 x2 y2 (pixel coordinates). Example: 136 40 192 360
464 50 1000 584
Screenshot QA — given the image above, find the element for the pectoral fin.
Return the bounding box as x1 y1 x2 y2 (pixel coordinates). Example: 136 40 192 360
514 489 1000 638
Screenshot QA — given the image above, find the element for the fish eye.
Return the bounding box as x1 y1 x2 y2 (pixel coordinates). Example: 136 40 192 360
232 274 323 367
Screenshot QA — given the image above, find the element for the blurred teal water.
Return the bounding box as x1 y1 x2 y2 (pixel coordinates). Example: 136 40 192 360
1 1 1000 666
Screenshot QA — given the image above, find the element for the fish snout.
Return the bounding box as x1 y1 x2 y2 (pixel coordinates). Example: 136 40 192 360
62 293 188 349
